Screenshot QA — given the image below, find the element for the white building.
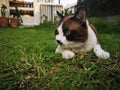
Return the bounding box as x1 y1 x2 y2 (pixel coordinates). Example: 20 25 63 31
0 0 63 26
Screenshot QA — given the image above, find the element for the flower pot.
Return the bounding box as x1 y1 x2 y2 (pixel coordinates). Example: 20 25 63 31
0 17 9 27
10 18 20 28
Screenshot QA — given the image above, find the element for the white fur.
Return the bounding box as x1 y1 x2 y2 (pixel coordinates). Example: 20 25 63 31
56 23 69 45
83 23 98 52
94 44 110 59
55 20 110 59
62 50 75 59
55 45 63 54
55 46 75 59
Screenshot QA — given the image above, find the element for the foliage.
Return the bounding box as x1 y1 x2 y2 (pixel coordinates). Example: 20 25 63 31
77 0 120 16
1 4 7 17
89 18 120 34
12 5 24 23
41 14 48 23
65 10 73 16
0 19 120 90
54 15 57 22
77 0 85 9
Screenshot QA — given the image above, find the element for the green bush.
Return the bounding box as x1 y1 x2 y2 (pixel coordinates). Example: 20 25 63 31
89 18 120 34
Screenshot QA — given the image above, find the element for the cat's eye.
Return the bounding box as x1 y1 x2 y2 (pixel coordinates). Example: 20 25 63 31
66 31 71 36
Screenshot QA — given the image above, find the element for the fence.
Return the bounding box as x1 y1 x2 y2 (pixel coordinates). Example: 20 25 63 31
40 4 63 23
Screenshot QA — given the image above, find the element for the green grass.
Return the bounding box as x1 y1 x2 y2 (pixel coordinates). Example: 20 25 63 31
0 20 120 90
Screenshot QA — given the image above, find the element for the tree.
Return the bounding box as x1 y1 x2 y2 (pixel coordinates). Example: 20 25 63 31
77 0 85 9
76 0 120 17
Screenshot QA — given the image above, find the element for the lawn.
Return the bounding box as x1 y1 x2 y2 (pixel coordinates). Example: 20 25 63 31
0 19 120 90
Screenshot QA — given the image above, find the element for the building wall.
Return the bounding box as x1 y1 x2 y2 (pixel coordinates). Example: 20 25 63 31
0 0 9 17
33 2 41 25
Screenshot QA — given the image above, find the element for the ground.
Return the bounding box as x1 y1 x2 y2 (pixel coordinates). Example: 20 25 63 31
0 19 120 90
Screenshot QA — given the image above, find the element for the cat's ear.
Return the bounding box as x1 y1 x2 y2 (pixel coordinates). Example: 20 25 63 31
73 9 86 23
56 11 64 19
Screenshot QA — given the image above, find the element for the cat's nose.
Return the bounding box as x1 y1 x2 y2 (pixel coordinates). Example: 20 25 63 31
56 40 63 45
